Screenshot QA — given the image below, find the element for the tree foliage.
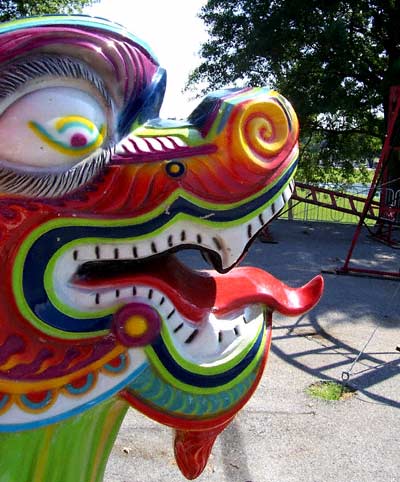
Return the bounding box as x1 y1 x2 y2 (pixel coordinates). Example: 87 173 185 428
189 0 400 185
0 0 97 22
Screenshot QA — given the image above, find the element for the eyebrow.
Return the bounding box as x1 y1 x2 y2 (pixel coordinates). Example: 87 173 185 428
0 55 112 107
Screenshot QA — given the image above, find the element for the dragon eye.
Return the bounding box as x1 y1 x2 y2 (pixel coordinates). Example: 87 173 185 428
0 87 108 169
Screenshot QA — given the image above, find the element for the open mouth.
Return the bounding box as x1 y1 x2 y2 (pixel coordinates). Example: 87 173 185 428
48 178 296 313
59 250 266 364
46 231 323 366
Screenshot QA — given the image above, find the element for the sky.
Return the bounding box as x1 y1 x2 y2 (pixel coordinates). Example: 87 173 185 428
84 0 208 119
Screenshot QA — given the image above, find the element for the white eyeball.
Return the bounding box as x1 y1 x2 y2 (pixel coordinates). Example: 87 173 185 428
0 87 108 169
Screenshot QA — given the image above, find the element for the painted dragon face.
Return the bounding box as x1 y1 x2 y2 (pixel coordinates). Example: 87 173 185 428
0 16 323 480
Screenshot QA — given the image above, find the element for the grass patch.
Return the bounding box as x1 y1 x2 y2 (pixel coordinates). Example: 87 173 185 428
306 381 356 401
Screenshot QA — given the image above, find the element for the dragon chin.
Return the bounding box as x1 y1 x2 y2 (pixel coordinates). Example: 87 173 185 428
75 253 323 480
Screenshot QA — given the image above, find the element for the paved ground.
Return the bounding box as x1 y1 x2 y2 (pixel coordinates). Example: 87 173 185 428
105 220 400 482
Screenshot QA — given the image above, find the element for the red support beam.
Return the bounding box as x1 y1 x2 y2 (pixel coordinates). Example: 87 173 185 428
287 86 400 280
337 85 400 279
292 182 380 220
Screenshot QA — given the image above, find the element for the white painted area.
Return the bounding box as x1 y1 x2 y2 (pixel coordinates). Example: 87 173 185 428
0 350 147 428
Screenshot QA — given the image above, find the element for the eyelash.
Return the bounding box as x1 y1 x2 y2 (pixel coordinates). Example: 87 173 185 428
0 148 111 198
0 55 114 198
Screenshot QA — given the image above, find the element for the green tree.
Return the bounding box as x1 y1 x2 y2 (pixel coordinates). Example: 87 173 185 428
189 0 400 186
0 0 98 23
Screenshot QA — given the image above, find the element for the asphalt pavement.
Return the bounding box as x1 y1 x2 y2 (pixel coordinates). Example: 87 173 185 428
105 220 400 482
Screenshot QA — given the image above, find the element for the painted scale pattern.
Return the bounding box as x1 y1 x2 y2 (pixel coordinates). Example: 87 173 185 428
128 365 256 418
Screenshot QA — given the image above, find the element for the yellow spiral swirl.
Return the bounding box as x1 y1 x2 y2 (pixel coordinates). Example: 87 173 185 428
229 94 296 170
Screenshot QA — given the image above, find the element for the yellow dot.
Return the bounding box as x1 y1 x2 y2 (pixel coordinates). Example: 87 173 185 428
125 315 148 337
169 163 181 174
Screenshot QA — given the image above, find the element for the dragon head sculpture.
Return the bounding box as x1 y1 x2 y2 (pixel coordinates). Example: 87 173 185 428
0 15 323 481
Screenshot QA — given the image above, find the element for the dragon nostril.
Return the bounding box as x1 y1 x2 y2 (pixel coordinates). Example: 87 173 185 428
165 161 185 178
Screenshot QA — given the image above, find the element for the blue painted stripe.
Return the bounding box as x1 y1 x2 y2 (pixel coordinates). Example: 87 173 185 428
20 391 53 410
65 373 95 395
0 395 10 411
149 326 264 388
103 353 127 373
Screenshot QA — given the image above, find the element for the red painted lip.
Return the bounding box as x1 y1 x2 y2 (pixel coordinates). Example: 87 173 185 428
73 255 324 323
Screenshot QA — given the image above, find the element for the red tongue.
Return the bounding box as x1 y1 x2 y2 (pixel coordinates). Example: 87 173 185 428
74 256 323 322
212 268 324 316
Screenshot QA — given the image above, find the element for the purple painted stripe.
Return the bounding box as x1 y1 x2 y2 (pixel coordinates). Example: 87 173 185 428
0 27 158 104
122 41 139 102
0 335 26 365
0 336 117 381
5 349 53 379
111 143 218 165
198 100 223 138
34 347 81 379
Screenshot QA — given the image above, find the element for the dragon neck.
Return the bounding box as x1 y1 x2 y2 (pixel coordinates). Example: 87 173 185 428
0 398 127 482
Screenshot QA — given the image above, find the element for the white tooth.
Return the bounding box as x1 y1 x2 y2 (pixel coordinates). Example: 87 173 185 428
99 245 116 260
116 244 133 260
244 305 262 323
134 136 151 152
96 290 117 307
229 313 244 327
219 328 236 347
159 137 176 149
74 245 95 261
136 241 152 259
118 287 133 300
115 140 135 155
173 323 193 344
153 290 165 306
145 137 164 151
187 325 220 359
215 229 247 269
135 286 150 300
62 263 77 286
276 194 284 211
169 136 186 147
263 205 272 221
166 307 178 323
160 299 175 320
74 292 97 309
150 288 162 302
